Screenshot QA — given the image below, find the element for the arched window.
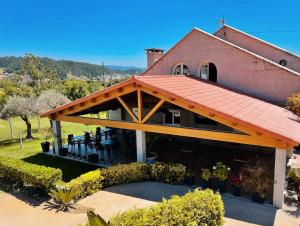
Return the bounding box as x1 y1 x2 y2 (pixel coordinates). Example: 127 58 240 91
198 62 217 82
173 64 189 75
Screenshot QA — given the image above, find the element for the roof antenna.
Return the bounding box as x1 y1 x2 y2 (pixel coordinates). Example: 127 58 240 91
218 14 225 27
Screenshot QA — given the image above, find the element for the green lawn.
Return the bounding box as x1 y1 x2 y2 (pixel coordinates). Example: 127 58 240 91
0 116 99 181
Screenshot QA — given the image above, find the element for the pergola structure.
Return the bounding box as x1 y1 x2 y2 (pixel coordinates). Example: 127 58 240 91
41 75 300 208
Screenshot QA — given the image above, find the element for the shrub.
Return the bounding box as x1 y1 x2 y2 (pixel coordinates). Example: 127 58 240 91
110 189 224 226
201 168 212 181
287 168 300 199
49 186 81 211
101 162 150 188
65 169 103 199
0 157 62 193
286 92 300 118
212 162 230 181
150 162 186 184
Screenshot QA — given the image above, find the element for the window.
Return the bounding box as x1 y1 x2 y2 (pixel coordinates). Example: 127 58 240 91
279 59 287 66
163 110 180 125
198 62 217 82
173 64 189 75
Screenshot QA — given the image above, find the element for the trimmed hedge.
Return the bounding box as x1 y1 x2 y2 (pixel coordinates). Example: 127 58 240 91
110 189 224 226
101 162 150 188
65 169 103 199
62 162 186 200
150 162 186 184
0 157 62 193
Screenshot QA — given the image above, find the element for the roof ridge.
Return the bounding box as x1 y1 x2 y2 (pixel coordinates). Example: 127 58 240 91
193 27 300 77
214 24 300 59
143 27 300 77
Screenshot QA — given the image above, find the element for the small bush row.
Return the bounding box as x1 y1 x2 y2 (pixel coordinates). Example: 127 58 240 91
110 189 224 226
62 162 186 200
0 157 62 193
101 162 150 187
65 169 104 199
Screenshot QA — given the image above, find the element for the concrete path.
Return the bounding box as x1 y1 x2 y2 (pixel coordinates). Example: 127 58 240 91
1 182 300 226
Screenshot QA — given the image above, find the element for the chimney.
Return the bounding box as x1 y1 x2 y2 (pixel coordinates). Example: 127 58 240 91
145 48 164 68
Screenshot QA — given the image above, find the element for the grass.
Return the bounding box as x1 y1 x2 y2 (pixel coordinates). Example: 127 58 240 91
0 116 99 181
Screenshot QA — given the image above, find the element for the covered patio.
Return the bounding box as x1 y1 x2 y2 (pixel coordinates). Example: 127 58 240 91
41 75 300 208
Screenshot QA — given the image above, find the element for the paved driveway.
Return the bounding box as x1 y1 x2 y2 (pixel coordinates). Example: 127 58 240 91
1 182 299 226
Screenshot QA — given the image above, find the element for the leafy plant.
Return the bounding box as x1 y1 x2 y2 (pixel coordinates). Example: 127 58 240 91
230 175 242 187
66 169 103 199
110 189 224 226
201 168 212 181
212 162 230 181
185 170 194 177
286 92 300 118
49 186 81 211
40 127 53 142
101 162 150 188
0 156 62 193
287 168 300 199
87 210 109 226
241 164 272 196
150 162 186 184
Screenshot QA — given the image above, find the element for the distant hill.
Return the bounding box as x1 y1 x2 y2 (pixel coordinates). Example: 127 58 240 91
0 56 145 79
106 65 145 74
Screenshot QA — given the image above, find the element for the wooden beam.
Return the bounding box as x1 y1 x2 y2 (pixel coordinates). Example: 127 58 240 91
137 89 142 123
117 96 138 122
42 85 137 117
139 86 265 138
57 115 294 149
142 99 165 123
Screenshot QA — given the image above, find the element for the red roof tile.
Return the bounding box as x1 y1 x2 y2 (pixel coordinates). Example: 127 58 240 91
135 75 300 144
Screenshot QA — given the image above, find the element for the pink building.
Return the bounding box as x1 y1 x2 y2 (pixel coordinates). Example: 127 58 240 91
144 25 300 105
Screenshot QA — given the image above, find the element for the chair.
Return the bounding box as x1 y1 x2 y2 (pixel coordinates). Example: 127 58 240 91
84 132 91 158
67 134 75 156
77 139 82 159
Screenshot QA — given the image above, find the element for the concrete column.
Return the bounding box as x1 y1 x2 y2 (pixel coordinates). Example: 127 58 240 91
52 120 62 154
273 148 287 208
136 130 146 162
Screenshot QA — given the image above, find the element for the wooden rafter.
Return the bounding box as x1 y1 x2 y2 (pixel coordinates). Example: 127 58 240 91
56 115 293 150
117 96 138 122
45 84 137 118
142 99 165 123
137 89 142 122
139 85 263 138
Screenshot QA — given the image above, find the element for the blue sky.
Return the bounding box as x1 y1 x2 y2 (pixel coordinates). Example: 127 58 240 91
0 0 299 67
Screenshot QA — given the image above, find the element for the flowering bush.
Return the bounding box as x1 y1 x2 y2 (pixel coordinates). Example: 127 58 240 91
212 162 230 181
230 175 242 187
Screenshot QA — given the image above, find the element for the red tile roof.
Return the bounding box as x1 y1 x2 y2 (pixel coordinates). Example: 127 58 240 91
135 75 300 144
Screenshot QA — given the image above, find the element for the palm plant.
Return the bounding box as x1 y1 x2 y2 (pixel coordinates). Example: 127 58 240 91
87 210 109 226
49 186 80 211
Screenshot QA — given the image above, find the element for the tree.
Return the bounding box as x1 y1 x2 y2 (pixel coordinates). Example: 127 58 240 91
287 92 300 118
0 89 6 111
35 90 70 114
1 96 35 139
63 79 90 100
88 81 103 93
22 53 61 96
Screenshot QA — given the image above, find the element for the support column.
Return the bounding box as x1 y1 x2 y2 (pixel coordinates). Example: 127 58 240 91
136 130 146 162
52 120 62 154
273 148 287 208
